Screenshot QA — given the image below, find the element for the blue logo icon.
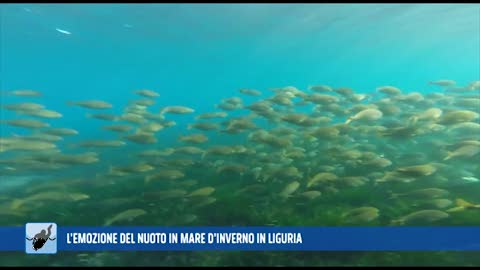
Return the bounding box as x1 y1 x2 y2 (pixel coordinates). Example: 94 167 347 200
25 223 57 254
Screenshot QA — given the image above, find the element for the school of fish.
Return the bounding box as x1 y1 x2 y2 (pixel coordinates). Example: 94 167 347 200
0 80 479 230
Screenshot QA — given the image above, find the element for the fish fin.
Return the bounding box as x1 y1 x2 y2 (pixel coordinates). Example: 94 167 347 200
443 152 452 160
456 198 475 208
345 118 352 124
446 206 465 213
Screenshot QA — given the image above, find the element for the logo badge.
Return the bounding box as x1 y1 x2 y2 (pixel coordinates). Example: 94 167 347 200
25 223 57 254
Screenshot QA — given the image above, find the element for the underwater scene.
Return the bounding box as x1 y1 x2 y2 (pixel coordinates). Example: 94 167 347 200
0 3 479 266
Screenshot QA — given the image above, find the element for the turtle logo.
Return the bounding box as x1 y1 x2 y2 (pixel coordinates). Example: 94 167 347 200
25 223 57 254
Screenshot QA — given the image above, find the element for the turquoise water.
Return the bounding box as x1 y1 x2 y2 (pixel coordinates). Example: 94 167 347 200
1 3 480 266
2 4 479 130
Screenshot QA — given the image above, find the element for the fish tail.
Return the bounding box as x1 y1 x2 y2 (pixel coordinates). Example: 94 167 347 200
345 118 353 124
66 101 76 106
443 152 452 161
